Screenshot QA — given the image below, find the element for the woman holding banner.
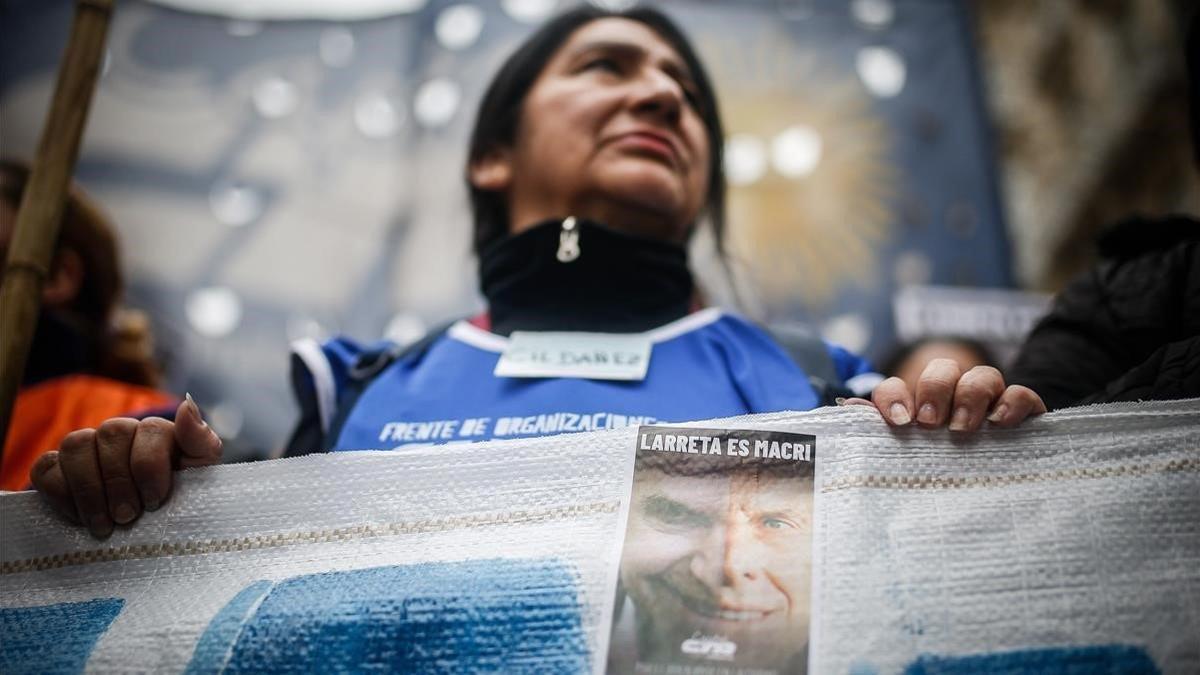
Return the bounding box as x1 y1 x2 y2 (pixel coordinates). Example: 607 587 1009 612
30 6 1045 538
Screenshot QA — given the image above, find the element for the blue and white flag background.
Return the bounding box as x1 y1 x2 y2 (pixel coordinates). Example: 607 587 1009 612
0 0 1010 459
2 400 1198 673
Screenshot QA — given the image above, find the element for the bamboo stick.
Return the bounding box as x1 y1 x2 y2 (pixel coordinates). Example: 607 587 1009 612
0 0 115 459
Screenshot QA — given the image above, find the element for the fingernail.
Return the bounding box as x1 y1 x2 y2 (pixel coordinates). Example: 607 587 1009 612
113 503 136 524
835 397 847 406
185 392 208 427
987 403 1009 423
949 407 970 432
918 402 937 425
144 496 161 512
88 515 113 539
889 402 911 425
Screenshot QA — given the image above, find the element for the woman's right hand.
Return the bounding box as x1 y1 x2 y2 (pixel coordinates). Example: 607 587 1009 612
29 394 223 538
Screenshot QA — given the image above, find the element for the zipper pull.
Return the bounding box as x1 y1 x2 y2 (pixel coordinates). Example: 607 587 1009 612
556 216 580 263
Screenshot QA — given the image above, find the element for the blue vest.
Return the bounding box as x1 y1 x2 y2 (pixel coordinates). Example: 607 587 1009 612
288 309 875 452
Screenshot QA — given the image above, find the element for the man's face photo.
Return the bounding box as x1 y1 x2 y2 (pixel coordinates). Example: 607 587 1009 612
619 466 814 671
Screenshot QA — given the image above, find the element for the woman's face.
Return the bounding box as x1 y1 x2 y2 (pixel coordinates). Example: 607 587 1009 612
472 18 712 243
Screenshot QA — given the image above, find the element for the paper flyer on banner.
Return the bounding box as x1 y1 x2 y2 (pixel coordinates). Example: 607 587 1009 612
602 425 817 675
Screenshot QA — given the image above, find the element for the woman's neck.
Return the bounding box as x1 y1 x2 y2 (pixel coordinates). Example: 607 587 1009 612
478 217 695 335
23 309 97 387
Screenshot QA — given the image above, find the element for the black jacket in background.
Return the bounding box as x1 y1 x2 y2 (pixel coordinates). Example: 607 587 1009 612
1008 215 1200 410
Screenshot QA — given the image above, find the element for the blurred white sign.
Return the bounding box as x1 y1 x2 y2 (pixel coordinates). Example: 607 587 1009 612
893 284 1052 343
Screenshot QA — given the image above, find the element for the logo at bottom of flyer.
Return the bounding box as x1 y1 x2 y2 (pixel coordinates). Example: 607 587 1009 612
681 632 738 661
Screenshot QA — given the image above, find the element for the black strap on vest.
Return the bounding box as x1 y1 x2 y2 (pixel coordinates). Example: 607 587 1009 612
327 325 451 449
283 324 452 457
765 324 855 407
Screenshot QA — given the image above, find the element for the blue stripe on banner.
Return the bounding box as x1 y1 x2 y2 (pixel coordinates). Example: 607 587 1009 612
902 644 1161 675
185 580 274 675
0 598 124 674
196 558 588 673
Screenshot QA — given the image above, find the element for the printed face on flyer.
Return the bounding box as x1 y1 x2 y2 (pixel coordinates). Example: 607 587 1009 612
608 426 816 675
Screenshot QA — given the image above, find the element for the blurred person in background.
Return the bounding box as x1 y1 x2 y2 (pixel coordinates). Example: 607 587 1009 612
880 336 998 392
1007 12 1200 410
26 6 1045 538
0 159 176 492
1008 215 1199 409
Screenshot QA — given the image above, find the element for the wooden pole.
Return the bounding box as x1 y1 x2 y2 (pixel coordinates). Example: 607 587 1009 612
0 0 115 459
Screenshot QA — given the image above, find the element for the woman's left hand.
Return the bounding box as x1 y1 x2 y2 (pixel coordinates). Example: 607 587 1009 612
849 358 1047 431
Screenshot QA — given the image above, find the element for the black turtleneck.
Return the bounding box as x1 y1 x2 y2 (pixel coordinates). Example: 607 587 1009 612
478 218 694 336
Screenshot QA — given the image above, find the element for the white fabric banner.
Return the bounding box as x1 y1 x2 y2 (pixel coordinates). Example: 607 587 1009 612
2 400 1198 674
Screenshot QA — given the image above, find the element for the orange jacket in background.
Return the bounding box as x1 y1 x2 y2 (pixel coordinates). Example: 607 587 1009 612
0 374 176 492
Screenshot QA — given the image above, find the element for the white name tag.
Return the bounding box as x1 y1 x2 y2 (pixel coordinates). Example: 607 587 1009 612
494 331 652 381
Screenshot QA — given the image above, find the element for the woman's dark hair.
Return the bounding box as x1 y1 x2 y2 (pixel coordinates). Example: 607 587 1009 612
466 4 726 255
0 159 162 387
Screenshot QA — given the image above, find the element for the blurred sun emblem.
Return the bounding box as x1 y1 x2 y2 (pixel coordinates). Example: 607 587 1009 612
718 72 896 311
